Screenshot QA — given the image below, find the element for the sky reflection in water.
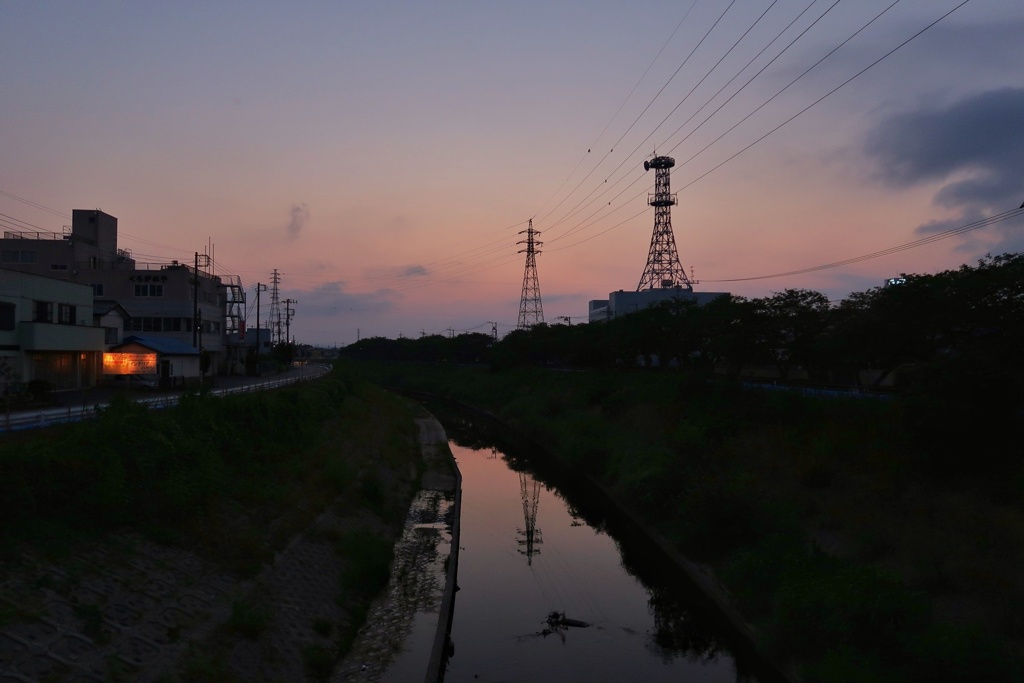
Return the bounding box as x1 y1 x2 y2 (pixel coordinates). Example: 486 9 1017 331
443 437 760 683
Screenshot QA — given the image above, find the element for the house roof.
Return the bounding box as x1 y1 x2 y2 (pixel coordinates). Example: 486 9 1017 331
93 299 130 317
120 335 200 355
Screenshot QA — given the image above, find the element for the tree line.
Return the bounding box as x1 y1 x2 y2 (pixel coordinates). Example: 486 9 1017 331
345 252 1023 386
343 252 1024 470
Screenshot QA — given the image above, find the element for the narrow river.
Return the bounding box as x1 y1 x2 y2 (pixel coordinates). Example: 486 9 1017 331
440 418 770 683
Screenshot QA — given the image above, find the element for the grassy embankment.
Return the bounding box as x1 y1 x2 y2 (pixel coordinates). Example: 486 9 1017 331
0 364 422 677
352 359 1024 682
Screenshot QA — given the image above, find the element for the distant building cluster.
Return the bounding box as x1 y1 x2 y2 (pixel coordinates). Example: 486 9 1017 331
585 154 729 322
587 287 728 322
0 209 264 393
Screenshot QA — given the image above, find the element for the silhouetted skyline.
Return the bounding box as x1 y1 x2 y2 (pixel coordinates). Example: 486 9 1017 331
2 1 1022 344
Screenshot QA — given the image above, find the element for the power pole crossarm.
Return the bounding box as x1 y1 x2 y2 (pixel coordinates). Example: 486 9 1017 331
283 298 297 344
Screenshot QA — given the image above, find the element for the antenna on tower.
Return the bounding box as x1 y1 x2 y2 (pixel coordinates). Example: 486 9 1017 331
517 219 544 330
637 155 694 291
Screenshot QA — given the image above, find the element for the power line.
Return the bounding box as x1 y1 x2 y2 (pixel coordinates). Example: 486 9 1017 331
671 0 904 171
539 0 740 235
0 189 70 219
532 0 700 226
674 0 972 194
540 0 844 248
703 206 1024 283
545 0 966 258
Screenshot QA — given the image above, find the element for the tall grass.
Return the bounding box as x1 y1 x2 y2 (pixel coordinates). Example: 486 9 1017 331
1 367 355 558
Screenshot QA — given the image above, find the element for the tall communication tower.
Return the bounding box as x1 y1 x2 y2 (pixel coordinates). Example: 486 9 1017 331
269 269 282 345
517 219 544 330
637 155 694 291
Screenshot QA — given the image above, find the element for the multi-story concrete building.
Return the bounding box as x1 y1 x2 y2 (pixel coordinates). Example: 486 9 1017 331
0 209 230 375
0 269 105 391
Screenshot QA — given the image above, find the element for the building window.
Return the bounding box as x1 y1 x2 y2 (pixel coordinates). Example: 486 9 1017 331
2 250 37 263
0 302 14 331
50 263 69 271
90 283 104 296
134 284 164 297
33 300 53 323
57 304 76 325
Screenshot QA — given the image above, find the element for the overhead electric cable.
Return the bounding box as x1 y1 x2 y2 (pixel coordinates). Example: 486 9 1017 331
658 0 840 155
0 190 70 219
670 0 903 168
532 0 699 225
540 0 739 234
546 0 962 254
572 0 783 208
703 206 1024 283
674 0 971 193
544 0 839 246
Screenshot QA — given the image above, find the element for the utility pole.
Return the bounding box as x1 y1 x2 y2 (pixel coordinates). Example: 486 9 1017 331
255 283 267 375
488 321 498 341
192 251 211 349
283 298 297 347
269 269 282 345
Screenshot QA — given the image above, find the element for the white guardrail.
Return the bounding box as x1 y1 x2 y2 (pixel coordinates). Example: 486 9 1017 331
1 364 333 433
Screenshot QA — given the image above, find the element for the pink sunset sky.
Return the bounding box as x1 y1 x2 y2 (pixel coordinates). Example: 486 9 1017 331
2 1 1022 345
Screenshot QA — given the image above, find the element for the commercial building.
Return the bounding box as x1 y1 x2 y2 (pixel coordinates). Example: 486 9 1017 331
0 209 232 376
588 286 728 322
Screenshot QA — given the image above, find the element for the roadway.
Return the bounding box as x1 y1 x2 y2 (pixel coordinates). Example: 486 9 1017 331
1 363 332 433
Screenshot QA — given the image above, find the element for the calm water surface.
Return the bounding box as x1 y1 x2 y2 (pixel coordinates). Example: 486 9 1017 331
443 434 766 683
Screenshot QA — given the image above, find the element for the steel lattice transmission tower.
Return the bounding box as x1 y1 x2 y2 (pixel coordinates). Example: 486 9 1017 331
517 472 542 565
517 219 545 329
637 155 694 291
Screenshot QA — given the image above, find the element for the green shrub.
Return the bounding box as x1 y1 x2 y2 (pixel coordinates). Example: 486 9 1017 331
337 529 394 596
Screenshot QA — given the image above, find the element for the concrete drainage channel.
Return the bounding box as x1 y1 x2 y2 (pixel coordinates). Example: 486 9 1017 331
334 417 461 682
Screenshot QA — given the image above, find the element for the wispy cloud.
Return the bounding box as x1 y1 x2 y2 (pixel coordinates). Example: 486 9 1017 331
286 203 310 240
291 280 396 318
864 88 1024 251
865 88 1024 215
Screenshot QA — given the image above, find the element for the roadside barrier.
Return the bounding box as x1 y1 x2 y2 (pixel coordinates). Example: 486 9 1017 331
1 364 331 433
